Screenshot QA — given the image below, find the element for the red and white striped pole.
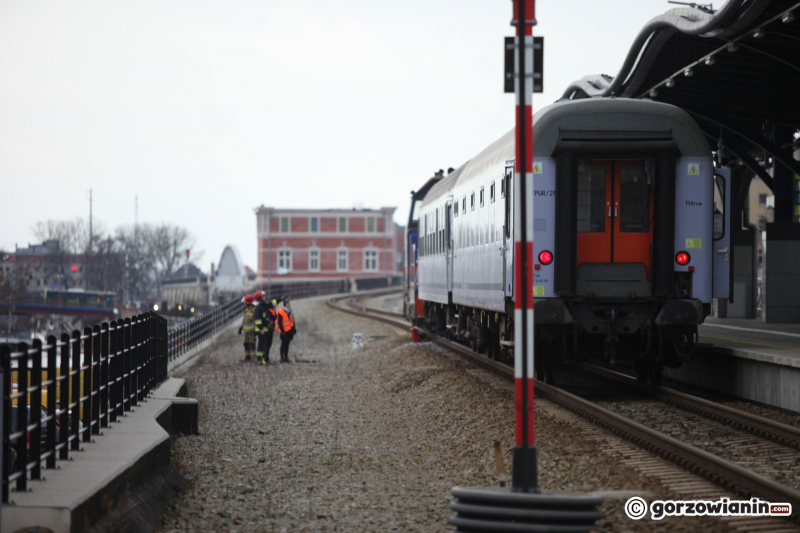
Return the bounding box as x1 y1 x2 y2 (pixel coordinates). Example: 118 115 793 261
511 0 537 492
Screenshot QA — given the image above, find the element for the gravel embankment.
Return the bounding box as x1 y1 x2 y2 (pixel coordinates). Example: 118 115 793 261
159 297 743 532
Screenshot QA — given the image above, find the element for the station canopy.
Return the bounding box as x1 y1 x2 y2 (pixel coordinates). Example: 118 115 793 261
561 0 800 195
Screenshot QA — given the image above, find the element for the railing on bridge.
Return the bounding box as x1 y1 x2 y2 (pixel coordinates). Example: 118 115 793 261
0 312 168 503
1 279 350 503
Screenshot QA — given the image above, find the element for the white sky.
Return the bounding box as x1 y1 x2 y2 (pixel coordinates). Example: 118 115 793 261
0 0 682 271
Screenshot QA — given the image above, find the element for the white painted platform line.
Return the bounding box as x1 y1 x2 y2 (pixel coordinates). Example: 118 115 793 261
703 323 800 339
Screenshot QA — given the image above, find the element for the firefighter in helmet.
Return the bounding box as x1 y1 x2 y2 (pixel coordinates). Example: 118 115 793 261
253 290 277 365
237 294 256 361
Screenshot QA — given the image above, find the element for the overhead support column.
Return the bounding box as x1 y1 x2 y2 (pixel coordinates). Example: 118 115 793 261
765 127 800 323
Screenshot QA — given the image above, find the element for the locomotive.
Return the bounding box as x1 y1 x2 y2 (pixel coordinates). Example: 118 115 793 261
404 97 732 384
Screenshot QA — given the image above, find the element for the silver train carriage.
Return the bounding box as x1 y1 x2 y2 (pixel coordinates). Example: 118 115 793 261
407 97 732 384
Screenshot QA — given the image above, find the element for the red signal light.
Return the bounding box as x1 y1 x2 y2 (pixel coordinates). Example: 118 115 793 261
538 250 553 265
71 265 78 272
675 251 691 266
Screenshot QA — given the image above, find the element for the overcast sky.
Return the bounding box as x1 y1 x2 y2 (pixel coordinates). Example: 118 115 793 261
0 0 688 271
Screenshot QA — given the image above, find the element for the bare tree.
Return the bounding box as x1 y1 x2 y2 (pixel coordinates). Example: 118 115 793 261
143 223 203 294
115 226 156 302
31 218 106 254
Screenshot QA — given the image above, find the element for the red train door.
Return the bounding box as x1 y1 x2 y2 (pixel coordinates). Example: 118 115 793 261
576 160 652 278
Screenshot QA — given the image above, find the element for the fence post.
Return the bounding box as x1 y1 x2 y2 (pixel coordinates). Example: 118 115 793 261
76 329 87 448
88 326 98 439
108 321 118 423
124 318 132 412
30 339 43 481
14 342 28 492
59 333 70 460
1 344 9 504
99 323 109 428
45 335 57 470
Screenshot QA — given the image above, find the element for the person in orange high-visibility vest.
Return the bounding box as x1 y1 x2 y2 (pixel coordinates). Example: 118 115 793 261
276 296 296 363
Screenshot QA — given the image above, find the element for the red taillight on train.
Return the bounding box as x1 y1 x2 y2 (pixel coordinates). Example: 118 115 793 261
538 250 553 265
675 251 691 266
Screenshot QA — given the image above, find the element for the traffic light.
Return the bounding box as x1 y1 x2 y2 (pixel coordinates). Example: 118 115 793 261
71 265 78 272
185 249 190 260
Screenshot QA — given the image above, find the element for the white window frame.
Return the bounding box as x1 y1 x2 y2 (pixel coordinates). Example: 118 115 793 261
278 248 292 272
364 249 378 271
310 216 319 233
280 217 290 233
367 217 375 232
337 248 348 272
308 248 320 271
338 217 347 233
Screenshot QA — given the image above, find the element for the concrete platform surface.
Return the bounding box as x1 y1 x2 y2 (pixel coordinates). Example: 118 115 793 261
2 377 186 533
700 317 800 367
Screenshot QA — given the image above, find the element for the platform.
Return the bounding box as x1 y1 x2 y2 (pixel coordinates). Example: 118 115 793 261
664 317 800 414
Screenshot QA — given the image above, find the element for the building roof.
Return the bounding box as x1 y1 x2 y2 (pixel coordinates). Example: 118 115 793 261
561 0 800 187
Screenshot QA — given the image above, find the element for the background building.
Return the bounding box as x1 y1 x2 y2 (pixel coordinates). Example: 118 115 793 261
254 207 403 284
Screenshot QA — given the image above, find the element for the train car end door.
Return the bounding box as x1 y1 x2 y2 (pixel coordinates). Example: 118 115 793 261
503 167 514 297
712 169 731 299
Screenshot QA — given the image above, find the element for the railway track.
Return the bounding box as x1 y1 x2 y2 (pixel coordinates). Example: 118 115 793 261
327 293 800 522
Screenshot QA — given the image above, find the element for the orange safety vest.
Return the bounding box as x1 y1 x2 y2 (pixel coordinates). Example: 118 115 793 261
277 307 295 333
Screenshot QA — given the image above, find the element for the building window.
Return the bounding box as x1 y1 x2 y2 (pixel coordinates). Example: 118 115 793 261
309 249 319 271
281 217 289 233
278 249 292 271
462 197 466 214
367 217 375 232
501 178 505 198
310 217 319 233
759 194 768 207
480 187 485 207
470 193 475 211
364 249 378 271
490 182 495 203
337 249 348 271
338 217 347 233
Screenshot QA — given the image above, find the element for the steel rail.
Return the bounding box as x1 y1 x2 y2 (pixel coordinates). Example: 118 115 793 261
328 295 800 518
578 362 800 450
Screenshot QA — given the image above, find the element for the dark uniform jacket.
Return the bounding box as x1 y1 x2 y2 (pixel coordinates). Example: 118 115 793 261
254 302 276 334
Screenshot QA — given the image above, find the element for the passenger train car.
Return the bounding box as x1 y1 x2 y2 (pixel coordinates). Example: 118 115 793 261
404 97 732 384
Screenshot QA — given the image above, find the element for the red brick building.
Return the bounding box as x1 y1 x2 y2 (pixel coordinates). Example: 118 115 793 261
254 207 403 282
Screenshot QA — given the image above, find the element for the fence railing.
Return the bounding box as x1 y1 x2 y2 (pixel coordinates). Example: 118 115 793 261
1 279 351 503
1 312 168 502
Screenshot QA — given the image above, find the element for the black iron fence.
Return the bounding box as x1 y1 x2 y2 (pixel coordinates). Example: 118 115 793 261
1 312 168 502
1 279 350 503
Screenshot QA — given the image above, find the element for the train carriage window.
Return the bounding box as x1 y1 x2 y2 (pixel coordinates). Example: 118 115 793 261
480 187 485 207
500 177 505 198
462 197 466 214
490 182 495 203
619 165 650 233
471 193 475 211
577 165 607 233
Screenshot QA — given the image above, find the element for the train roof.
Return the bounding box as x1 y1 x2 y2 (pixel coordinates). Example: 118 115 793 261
421 166 465 205
444 98 710 196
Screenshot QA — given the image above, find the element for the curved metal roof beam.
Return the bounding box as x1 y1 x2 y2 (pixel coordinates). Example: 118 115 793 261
561 0 762 100
701 129 774 192
688 109 800 178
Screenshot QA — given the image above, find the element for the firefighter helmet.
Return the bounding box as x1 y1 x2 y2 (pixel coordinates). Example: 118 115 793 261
254 290 264 300
244 294 254 305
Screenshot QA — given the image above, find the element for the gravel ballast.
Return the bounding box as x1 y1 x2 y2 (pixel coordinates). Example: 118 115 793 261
159 296 770 532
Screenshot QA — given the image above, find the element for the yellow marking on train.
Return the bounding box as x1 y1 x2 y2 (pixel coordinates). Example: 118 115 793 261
703 335 800 353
